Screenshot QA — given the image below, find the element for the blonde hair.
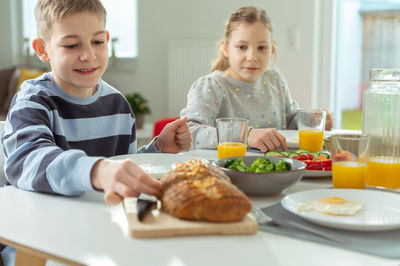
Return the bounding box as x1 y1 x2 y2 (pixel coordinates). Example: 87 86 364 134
34 0 107 40
212 6 273 72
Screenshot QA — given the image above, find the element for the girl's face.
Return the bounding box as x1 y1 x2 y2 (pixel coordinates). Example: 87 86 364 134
223 21 275 83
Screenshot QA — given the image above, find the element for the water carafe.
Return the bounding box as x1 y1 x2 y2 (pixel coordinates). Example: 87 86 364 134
362 69 400 189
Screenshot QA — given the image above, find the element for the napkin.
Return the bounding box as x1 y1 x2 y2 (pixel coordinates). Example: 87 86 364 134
260 203 400 259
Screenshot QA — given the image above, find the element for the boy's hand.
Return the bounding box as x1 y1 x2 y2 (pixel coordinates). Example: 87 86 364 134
91 159 161 205
247 128 287 152
155 116 192 153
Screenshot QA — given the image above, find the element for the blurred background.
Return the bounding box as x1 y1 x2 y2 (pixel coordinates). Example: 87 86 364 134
0 0 399 131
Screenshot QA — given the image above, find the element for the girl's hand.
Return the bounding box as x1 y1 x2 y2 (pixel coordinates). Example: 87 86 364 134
325 111 334 131
91 159 161 205
156 116 192 153
247 128 287 152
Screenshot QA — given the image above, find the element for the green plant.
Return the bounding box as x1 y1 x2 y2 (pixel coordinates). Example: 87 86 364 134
125 93 151 115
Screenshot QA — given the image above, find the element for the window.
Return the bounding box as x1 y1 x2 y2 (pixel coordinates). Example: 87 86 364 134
334 0 400 130
20 0 138 68
102 0 138 58
361 11 400 84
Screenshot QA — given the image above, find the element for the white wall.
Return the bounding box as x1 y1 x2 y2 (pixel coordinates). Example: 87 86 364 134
1 0 333 123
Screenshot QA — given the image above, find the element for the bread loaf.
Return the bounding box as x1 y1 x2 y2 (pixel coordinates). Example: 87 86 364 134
161 159 252 222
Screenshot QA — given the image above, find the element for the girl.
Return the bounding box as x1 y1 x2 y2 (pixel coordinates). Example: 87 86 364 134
180 6 333 152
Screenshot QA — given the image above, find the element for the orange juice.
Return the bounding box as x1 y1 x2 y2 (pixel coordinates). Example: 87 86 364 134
332 161 367 189
366 157 400 189
217 142 246 159
299 129 324 152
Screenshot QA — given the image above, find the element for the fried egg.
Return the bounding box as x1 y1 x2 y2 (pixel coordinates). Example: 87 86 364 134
298 197 363 216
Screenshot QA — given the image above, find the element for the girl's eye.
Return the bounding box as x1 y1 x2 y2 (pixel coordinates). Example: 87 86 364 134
237 45 247 50
64 44 78 49
93 40 105 45
259 46 268 51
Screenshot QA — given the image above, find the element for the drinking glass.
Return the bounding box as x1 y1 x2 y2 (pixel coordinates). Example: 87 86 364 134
331 136 370 189
297 109 326 152
216 118 248 159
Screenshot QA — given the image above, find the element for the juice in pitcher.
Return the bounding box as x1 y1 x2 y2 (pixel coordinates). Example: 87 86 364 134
332 161 367 189
299 129 324 152
366 157 400 189
217 142 246 159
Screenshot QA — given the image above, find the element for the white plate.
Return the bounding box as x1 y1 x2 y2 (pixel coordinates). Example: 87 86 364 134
108 153 206 179
303 170 332 178
278 130 299 148
281 189 400 231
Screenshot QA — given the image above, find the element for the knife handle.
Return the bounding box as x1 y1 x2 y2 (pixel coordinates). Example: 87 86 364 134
137 199 156 221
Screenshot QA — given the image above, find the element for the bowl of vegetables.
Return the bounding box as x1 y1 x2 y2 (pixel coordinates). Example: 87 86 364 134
215 156 306 196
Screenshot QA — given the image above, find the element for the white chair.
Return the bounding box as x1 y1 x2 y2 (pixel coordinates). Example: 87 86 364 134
0 120 6 186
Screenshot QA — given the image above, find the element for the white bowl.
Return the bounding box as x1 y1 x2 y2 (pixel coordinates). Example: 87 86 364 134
216 156 306 196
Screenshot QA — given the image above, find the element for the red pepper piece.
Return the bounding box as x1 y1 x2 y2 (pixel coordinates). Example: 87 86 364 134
297 154 309 160
305 160 323 170
321 159 332 168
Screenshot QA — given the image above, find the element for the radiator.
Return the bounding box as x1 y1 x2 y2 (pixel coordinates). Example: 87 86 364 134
167 39 219 117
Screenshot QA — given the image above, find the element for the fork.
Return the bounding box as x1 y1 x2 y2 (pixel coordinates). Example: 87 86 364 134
251 207 349 244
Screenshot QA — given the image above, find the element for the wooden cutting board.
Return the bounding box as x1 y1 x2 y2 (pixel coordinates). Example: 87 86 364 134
123 198 258 238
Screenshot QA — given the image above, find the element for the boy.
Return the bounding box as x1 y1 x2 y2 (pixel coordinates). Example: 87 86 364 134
2 0 192 204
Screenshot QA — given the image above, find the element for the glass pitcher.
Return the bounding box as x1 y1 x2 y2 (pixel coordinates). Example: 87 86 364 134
362 69 400 189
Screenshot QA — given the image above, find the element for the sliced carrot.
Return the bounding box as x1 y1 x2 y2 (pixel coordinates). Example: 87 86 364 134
317 155 328 161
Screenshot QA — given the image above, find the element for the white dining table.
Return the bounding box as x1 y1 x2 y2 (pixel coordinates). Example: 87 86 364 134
0 148 399 266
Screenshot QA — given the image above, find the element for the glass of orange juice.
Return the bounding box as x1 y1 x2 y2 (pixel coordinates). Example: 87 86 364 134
366 157 400 189
216 118 248 159
331 136 370 189
297 109 326 152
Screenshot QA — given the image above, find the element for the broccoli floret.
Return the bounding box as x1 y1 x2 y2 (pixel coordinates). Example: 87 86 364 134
275 160 291 172
249 158 275 173
224 159 235 168
225 158 249 172
249 157 266 171
255 163 275 173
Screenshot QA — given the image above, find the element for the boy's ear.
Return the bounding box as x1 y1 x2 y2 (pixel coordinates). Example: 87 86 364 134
221 40 229 58
106 31 110 42
271 40 277 56
32 38 50 63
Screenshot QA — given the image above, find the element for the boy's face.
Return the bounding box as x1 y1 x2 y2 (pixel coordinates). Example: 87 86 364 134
223 22 275 83
37 12 109 97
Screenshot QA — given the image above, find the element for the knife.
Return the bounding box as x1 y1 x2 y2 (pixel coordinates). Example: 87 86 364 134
137 198 157 221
